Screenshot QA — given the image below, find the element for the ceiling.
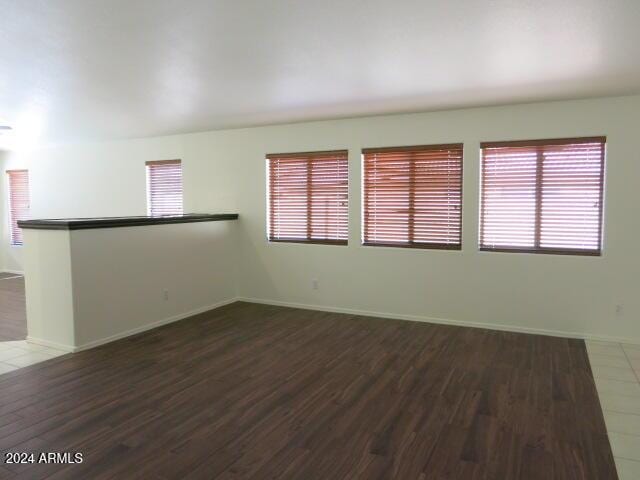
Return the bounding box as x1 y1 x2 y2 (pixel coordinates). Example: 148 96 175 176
1 0 639 147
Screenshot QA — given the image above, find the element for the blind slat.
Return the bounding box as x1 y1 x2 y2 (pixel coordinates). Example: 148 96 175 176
7 170 30 246
480 138 605 255
268 151 348 244
146 160 183 217
363 144 463 249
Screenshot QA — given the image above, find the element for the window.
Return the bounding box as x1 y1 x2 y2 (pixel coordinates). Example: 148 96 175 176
267 150 348 244
146 160 183 216
6 169 30 246
480 137 605 255
362 144 463 249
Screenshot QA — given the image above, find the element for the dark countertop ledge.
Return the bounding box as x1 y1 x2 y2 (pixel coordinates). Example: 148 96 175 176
18 213 239 230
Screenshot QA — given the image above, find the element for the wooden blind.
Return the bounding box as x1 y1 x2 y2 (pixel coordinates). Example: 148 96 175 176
7 169 30 246
268 150 348 244
363 144 463 249
480 137 605 255
146 160 183 216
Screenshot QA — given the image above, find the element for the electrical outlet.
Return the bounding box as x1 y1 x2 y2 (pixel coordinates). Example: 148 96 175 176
311 279 319 290
163 289 169 301
615 304 623 316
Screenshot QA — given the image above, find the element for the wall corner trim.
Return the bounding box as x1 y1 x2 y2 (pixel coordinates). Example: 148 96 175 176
26 336 75 353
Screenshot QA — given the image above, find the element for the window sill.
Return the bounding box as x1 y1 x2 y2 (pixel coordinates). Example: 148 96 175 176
268 239 347 246
479 247 601 257
362 242 461 251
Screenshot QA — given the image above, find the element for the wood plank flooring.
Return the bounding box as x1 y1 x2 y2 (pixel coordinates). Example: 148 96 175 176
0 302 617 479
0 274 26 341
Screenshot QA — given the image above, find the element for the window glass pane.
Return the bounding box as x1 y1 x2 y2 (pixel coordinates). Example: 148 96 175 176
480 138 605 255
363 145 463 249
146 160 183 216
7 170 30 246
268 151 348 244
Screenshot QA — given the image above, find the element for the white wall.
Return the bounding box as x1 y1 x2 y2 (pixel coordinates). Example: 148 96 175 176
69 221 238 348
1 134 238 272
0 150 5 270
232 95 640 344
1 148 25 272
3 95 640 344
22 221 238 351
23 228 75 348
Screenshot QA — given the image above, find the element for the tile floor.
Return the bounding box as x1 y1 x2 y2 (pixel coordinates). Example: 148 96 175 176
0 340 68 374
586 340 640 480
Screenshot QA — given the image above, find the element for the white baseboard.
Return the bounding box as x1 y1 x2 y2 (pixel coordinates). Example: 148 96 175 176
237 297 640 346
26 296 640 354
71 297 240 352
26 337 75 353
28 297 239 353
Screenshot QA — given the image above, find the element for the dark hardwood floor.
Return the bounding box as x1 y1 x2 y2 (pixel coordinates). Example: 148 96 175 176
0 302 616 479
0 274 26 341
